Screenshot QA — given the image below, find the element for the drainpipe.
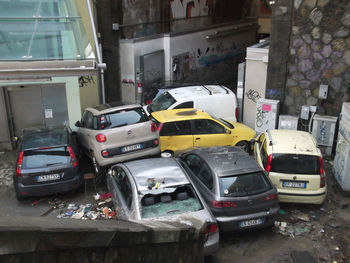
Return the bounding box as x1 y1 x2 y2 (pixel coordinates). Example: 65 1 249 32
86 0 106 104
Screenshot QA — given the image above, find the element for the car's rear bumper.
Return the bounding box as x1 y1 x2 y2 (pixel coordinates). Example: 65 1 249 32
278 187 327 204
203 231 220 256
15 174 82 198
97 145 160 166
215 206 280 232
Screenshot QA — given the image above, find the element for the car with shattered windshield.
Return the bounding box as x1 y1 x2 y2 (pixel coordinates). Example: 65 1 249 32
75 103 160 175
106 157 219 255
177 146 279 232
14 126 82 201
253 130 327 204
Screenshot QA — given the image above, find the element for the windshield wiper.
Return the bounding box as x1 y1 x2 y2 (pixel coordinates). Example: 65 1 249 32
46 162 64 167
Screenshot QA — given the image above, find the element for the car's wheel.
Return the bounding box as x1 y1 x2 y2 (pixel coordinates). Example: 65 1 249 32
161 150 174 158
236 141 250 153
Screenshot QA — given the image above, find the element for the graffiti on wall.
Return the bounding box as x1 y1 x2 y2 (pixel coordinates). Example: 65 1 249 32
170 0 209 19
246 89 261 102
79 75 95 88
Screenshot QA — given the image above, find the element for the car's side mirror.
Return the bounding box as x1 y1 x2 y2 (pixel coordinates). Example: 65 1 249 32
226 129 232 134
75 121 81 127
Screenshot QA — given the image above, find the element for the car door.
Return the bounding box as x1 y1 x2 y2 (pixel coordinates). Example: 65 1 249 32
108 166 134 220
192 119 232 148
159 120 193 152
77 110 95 155
181 154 216 205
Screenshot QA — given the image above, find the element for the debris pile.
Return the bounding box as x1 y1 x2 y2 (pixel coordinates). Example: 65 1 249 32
55 192 117 220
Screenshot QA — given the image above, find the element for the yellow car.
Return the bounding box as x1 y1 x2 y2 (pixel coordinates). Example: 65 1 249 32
253 129 327 205
151 109 256 155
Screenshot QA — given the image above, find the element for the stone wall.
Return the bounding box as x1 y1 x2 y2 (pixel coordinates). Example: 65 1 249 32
0 216 203 263
268 0 350 116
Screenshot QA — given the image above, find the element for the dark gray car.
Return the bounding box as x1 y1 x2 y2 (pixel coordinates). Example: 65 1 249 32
106 157 219 255
177 146 279 232
13 126 82 201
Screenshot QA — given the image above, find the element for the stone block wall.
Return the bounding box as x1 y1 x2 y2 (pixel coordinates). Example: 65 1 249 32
268 0 350 116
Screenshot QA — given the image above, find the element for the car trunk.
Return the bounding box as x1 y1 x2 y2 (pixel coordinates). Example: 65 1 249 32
20 146 77 186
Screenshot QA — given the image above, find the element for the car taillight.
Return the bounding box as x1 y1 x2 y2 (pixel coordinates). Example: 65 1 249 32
320 157 325 187
102 150 109 157
68 147 78 167
96 134 106 142
151 122 157 132
211 200 237 208
235 107 238 121
16 151 24 177
204 223 218 236
265 154 273 173
146 100 152 105
264 193 277 201
154 139 159 145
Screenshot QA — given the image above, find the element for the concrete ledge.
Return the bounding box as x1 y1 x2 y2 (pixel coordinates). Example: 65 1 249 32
0 216 203 263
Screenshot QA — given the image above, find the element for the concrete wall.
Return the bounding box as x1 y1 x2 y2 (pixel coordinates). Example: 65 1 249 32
267 0 350 117
0 91 11 151
0 216 203 263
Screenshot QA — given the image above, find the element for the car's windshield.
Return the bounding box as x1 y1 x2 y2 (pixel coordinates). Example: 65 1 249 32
99 107 148 129
149 92 177 113
141 186 202 219
270 154 320 174
211 115 234 129
219 172 272 197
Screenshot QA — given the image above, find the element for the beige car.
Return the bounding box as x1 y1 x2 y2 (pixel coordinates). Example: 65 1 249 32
75 103 160 174
253 130 327 205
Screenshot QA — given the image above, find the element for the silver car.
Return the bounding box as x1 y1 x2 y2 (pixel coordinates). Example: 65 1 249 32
106 157 219 255
75 103 160 174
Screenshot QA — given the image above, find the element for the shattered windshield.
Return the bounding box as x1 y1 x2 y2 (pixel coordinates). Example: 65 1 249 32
148 92 177 113
141 186 202 219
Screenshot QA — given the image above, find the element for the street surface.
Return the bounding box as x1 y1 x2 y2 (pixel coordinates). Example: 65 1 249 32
1 151 350 262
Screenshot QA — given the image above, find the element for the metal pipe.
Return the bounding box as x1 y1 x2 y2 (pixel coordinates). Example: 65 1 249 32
86 0 106 103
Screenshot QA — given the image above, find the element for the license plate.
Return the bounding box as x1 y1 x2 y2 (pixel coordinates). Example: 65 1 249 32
37 174 61 182
282 181 306 188
121 144 142 153
239 218 263 228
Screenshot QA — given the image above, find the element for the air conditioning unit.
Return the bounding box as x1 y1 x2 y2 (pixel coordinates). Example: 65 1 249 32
312 114 338 155
255 98 279 133
278 115 299 130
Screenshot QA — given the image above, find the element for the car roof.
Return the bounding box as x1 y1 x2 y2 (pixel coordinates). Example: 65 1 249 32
123 158 190 192
22 126 68 150
86 102 142 115
168 85 231 101
151 108 210 122
187 146 263 176
267 130 320 155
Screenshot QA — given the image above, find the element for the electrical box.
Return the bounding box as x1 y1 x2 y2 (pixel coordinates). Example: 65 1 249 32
301 105 310 120
312 114 338 155
319 84 328 99
278 115 299 130
255 98 279 133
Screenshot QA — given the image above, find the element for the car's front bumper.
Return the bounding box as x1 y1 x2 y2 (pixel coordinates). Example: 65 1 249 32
215 206 280 232
15 174 82 198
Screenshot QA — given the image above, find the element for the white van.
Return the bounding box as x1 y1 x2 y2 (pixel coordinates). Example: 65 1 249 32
143 85 238 122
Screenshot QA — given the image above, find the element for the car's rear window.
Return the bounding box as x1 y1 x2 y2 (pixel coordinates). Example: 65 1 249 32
23 130 67 149
141 186 203 219
99 108 148 129
219 172 272 197
271 154 320 174
22 147 70 169
148 92 177 113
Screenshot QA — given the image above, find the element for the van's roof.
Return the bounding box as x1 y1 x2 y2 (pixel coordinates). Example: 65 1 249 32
168 85 232 101
267 130 321 155
151 109 209 122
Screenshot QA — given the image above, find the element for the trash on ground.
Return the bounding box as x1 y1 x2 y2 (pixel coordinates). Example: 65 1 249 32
295 212 310 222
279 209 286 215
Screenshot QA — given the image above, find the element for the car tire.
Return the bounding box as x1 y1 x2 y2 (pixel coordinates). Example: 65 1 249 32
15 187 25 201
236 141 250 153
161 150 174 158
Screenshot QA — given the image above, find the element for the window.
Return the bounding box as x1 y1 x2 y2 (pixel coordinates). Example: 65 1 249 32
99 108 148 130
115 168 133 209
270 154 320 175
160 121 191 136
173 101 194 109
22 147 70 169
219 172 272 197
193 119 225 134
84 112 94 129
149 92 177 112
185 154 213 190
